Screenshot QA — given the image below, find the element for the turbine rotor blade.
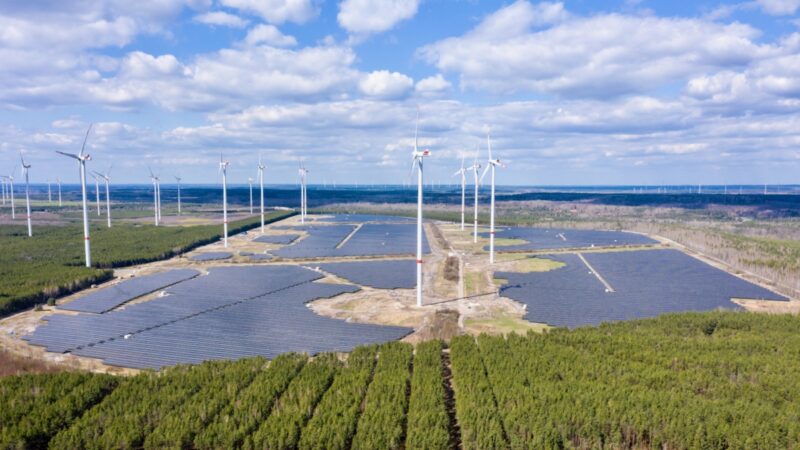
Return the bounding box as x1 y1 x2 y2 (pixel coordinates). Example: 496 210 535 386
80 124 93 157
480 164 490 183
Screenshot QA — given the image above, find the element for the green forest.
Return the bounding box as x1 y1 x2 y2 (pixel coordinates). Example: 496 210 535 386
3 311 800 449
0 211 292 318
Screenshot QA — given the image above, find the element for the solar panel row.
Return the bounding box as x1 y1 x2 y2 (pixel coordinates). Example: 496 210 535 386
318 214 416 224
189 252 233 261
496 249 787 328
58 269 200 314
311 260 416 289
484 227 657 251
253 234 300 245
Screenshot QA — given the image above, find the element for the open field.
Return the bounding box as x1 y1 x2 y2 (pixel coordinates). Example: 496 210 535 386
4 312 800 448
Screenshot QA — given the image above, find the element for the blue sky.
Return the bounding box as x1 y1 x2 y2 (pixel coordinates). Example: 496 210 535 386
1 0 799 185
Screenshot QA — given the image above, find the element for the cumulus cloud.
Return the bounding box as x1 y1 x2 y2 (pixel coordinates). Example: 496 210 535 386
415 74 451 96
338 0 420 35
757 0 800 15
220 0 317 24
193 11 249 28
242 24 297 47
359 70 414 99
420 1 777 98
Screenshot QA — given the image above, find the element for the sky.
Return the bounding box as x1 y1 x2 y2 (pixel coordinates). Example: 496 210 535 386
1 0 799 186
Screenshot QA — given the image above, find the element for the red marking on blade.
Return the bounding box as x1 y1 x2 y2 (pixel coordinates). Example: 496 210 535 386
416 260 423 264
84 237 90 240
489 231 496 234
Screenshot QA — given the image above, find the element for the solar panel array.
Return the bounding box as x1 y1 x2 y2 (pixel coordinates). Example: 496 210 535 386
248 253 273 261
59 269 200 314
484 227 657 251
496 249 787 328
312 260 416 289
270 223 429 258
189 252 233 261
253 234 300 245
24 265 411 369
319 214 415 224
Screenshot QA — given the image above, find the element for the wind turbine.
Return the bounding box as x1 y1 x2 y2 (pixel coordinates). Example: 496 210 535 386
411 110 431 307
20 152 32 237
480 129 505 264
148 168 162 226
258 154 266 233
248 177 254 214
93 166 112 228
1 176 5 205
92 173 101 215
453 156 467 231
57 178 62 207
298 164 308 223
174 175 182 216
47 179 52 203
55 124 93 267
4 174 15 219
219 155 230 247
469 149 482 243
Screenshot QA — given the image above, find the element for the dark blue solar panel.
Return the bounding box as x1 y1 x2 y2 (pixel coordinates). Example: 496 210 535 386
59 269 199 314
248 253 273 261
312 260 416 289
189 252 233 261
482 227 657 251
496 249 787 328
270 223 429 259
253 234 300 244
319 214 415 223
24 265 412 369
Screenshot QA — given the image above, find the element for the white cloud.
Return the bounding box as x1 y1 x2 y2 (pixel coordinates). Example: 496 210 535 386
757 0 800 15
193 11 249 28
420 2 777 98
220 0 317 24
243 24 297 47
415 74 451 96
359 70 414 99
338 0 420 35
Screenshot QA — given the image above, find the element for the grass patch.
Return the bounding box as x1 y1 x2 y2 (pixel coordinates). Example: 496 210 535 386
464 315 549 335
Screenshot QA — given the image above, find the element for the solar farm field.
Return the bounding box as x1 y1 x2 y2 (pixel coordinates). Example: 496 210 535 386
270 223 430 258
484 226 658 251
496 249 787 328
0 211 293 318
25 265 411 369
4 312 800 449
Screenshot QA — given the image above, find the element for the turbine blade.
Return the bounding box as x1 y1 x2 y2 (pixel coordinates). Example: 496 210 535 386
414 105 419 151
487 128 492 161
80 123 93 157
480 164 490 183
56 150 79 160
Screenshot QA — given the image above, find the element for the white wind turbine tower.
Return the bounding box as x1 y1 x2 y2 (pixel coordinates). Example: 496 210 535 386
47 179 51 203
1 176 5 206
248 177 254 214
298 164 308 223
453 157 467 231
5 174 15 219
219 155 230 247
411 111 431 307
20 152 32 237
57 178 62 206
92 173 101 215
258 154 266 233
56 124 93 267
93 166 112 228
148 168 160 226
469 149 482 243
174 175 182 216
480 129 505 264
